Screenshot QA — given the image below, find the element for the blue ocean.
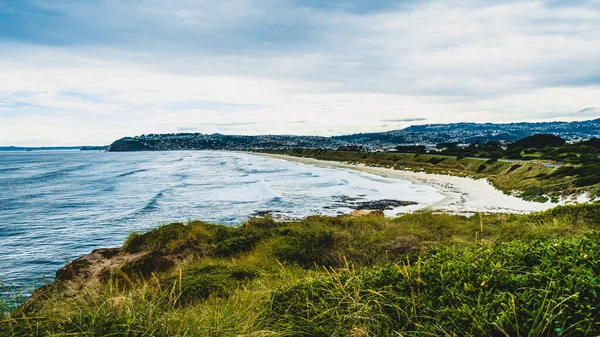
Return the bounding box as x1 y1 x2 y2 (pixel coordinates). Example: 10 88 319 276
0 150 441 297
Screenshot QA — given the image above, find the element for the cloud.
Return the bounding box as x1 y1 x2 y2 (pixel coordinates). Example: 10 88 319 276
579 107 597 113
206 122 258 126
1 0 600 145
177 127 199 132
380 118 427 122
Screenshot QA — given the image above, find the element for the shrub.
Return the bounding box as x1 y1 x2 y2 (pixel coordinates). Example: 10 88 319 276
123 223 189 253
274 229 335 266
507 164 522 173
427 157 445 165
575 176 600 187
214 234 261 257
166 265 259 306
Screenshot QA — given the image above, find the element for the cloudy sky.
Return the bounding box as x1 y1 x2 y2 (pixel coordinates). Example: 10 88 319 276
1 0 599 145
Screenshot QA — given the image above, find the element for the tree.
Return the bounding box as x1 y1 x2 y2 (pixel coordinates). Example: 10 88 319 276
511 134 565 148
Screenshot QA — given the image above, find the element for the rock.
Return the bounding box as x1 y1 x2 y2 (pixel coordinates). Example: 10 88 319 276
250 210 280 217
349 209 384 217
330 196 418 211
353 199 417 210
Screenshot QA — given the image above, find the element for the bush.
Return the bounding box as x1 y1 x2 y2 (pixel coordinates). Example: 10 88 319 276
507 164 522 173
214 234 261 257
274 229 335 266
123 223 190 253
166 265 259 306
427 157 445 165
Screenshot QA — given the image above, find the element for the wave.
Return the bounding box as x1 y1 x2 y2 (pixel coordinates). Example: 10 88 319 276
266 196 283 206
27 164 91 181
115 169 148 178
173 171 189 180
0 167 21 172
237 168 288 174
140 191 165 213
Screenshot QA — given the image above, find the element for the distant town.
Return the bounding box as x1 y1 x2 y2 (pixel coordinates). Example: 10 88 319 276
107 118 600 152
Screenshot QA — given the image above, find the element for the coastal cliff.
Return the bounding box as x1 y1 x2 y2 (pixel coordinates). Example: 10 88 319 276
107 137 155 152
7 203 600 336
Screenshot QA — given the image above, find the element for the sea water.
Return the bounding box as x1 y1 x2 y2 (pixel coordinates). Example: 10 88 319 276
0 150 442 296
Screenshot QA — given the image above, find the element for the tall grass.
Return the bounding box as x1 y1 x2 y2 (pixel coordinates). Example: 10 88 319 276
268 232 600 336
2 204 600 336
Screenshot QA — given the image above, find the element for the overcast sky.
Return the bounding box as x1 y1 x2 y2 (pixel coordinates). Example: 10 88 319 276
1 0 599 145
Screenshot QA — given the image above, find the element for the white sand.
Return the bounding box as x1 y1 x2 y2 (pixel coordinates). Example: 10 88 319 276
255 153 560 214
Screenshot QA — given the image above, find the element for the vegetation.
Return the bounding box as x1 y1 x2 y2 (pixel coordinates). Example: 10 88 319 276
434 136 600 165
256 145 600 202
2 203 600 336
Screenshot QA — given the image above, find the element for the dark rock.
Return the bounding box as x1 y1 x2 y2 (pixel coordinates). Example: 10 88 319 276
94 247 120 259
55 257 91 282
353 199 417 210
328 195 417 211
250 210 281 217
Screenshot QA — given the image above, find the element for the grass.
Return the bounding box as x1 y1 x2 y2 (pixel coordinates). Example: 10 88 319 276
2 203 600 336
269 233 600 336
256 149 600 201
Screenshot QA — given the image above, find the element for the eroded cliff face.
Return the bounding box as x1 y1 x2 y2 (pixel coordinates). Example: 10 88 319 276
25 246 184 310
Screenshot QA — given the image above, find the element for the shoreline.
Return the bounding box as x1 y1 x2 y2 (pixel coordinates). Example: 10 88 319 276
253 153 560 214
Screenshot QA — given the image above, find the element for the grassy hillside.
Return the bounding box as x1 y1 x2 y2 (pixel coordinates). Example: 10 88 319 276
2 204 600 336
257 149 600 202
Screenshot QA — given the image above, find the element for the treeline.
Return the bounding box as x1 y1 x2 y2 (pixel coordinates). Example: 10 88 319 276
435 135 600 189
433 134 600 165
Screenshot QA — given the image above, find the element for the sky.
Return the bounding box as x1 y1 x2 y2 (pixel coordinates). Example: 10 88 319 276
1 0 599 145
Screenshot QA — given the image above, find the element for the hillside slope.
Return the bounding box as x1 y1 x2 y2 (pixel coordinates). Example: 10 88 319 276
3 204 600 336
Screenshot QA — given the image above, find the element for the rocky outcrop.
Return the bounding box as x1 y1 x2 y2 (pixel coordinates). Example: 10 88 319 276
108 138 155 152
25 247 154 309
327 196 418 211
349 209 384 216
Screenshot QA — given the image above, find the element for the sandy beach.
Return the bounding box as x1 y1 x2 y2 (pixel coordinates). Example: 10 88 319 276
256 153 560 214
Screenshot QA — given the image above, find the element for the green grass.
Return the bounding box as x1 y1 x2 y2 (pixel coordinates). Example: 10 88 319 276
269 233 600 336
3 204 600 336
256 149 600 201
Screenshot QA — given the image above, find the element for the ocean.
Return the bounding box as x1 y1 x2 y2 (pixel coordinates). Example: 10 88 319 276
0 150 442 296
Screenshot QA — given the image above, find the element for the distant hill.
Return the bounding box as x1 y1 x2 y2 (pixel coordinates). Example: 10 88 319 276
0 146 83 151
511 134 566 148
108 118 600 151
334 118 600 145
0 146 108 151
